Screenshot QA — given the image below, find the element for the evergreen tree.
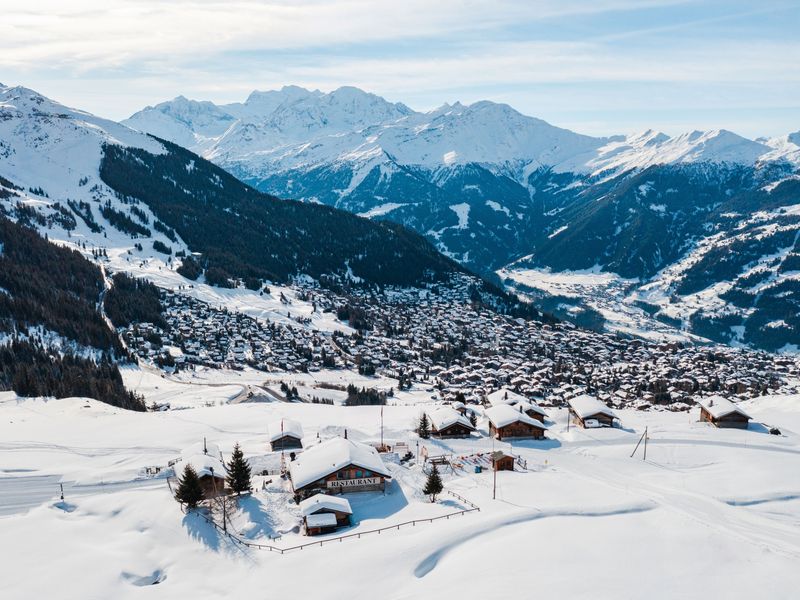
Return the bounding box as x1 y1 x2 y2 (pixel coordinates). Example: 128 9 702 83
225 442 252 495
423 463 443 502
418 413 430 439
175 464 204 508
469 411 477 428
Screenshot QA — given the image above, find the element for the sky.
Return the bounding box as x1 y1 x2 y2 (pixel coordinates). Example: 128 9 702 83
1 0 798 137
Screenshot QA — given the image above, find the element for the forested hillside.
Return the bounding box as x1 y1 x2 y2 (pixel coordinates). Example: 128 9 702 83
100 139 465 288
0 216 143 410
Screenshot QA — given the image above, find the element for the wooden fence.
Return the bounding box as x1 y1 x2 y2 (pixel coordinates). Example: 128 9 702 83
180 488 479 555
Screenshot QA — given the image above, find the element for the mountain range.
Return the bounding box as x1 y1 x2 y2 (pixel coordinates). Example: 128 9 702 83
124 86 800 352
0 83 797 353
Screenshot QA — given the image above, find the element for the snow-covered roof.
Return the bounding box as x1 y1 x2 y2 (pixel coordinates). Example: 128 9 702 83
306 512 338 528
486 387 527 406
298 493 353 516
568 395 616 420
485 404 548 429
516 399 548 418
183 453 225 479
180 441 221 462
289 437 391 490
268 418 304 442
696 395 751 420
427 407 474 432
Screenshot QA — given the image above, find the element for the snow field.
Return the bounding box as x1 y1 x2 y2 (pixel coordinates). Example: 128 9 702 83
1 388 800 598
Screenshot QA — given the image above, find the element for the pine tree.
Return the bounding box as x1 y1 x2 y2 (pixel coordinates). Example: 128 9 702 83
418 413 430 439
175 464 204 508
226 442 252 495
423 463 443 502
469 411 477 428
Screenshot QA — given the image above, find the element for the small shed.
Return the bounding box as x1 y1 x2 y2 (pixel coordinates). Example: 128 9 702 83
696 396 751 429
491 451 515 472
427 407 476 438
268 419 304 451
299 493 352 535
568 395 617 428
485 404 548 440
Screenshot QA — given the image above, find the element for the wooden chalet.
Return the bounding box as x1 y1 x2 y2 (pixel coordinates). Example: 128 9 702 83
486 387 527 407
181 451 226 499
515 400 548 423
427 407 476 439
299 493 352 536
568 395 617 428
697 396 751 429
485 404 548 440
268 418 304 451
289 437 392 500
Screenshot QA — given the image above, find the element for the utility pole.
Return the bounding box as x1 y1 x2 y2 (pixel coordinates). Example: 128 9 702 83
380 405 384 450
643 426 648 461
493 461 497 500
60 483 64 502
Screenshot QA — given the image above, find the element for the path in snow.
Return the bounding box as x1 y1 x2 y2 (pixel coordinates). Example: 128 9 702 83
0 475 164 517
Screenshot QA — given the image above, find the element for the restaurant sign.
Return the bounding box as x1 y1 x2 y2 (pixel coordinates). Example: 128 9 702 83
327 477 381 490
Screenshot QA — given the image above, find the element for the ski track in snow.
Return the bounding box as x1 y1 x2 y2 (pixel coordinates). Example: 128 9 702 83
413 503 655 578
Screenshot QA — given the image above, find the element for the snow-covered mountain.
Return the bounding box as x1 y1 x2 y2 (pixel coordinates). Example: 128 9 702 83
0 84 471 290
124 86 800 352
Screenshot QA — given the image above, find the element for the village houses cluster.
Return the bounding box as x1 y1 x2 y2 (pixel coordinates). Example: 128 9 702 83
124 273 800 412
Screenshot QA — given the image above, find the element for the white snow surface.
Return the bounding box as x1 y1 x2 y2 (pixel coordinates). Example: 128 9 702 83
2 387 800 598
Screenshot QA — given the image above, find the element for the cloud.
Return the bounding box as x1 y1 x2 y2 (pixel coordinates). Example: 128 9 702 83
0 0 691 69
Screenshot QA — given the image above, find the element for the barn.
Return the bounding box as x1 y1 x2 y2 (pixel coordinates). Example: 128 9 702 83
268 419 304 451
299 493 352 536
427 407 476 438
568 395 617 428
289 437 392 500
697 396 751 429
485 404 548 440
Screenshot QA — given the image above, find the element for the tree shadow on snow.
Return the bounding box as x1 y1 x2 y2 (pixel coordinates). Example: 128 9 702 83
235 495 281 539
182 509 220 551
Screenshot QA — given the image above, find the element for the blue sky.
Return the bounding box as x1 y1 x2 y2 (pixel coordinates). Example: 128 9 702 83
2 0 798 137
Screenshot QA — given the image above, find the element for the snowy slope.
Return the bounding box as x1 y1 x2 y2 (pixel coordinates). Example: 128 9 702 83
0 84 186 259
2 389 800 599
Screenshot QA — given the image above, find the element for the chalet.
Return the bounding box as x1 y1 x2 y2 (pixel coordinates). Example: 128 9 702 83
491 450 515 471
427 407 476 438
485 404 548 440
289 437 392 500
568 395 617 428
179 445 226 499
697 395 751 429
486 387 527 407
299 493 353 536
515 400 548 423
268 419 304 451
